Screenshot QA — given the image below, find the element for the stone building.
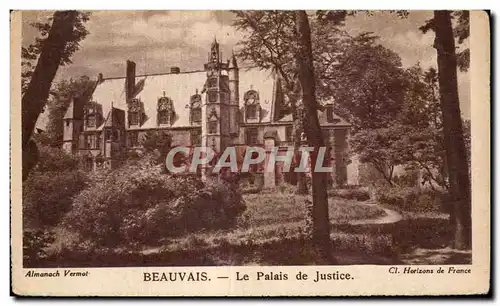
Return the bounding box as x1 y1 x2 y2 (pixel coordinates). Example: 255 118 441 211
62 39 351 187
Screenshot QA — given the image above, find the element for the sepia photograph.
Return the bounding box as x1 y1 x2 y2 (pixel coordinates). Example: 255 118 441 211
11 9 490 296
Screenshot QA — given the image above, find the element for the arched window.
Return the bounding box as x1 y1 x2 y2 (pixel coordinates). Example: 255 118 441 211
244 90 260 121
128 98 142 127
190 93 202 124
157 97 175 126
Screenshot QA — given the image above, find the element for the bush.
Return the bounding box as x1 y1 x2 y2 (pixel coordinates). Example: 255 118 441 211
376 186 445 213
329 188 371 201
23 170 88 227
63 157 246 247
23 229 56 266
23 146 88 227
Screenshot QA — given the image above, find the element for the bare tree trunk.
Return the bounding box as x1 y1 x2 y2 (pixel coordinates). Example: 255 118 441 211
294 10 332 262
22 11 79 180
293 99 308 194
433 10 471 250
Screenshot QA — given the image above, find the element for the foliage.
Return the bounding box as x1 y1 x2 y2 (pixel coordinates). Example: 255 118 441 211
140 130 173 167
419 10 469 72
22 11 91 93
320 34 407 131
23 145 88 228
44 76 95 146
62 157 246 247
329 188 370 201
23 229 56 266
376 186 446 214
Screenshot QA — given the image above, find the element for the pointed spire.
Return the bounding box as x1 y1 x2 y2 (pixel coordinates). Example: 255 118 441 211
229 50 238 69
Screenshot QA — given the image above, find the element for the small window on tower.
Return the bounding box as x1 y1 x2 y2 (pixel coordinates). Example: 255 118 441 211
66 120 70 127
208 78 217 88
208 121 218 134
208 91 218 103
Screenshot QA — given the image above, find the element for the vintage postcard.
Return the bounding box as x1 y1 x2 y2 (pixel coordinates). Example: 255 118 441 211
11 10 490 296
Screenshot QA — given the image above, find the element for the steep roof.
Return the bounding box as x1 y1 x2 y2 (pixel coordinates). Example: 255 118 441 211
89 67 277 129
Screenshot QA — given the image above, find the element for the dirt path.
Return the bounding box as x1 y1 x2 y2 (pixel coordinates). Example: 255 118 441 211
349 202 403 225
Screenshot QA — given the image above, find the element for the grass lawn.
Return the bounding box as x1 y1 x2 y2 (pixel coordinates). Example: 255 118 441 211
151 192 388 255
242 192 386 228
40 191 396 267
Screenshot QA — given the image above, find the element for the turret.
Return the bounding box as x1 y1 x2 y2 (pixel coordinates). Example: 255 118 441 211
62 97 83 154
228 51 239 136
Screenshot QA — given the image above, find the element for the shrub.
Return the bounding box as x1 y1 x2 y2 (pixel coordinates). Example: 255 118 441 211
329 188 371 201
376 186 445 213
23 170 88 227
23 229 56 266
23 146 88 227
63 157 246 247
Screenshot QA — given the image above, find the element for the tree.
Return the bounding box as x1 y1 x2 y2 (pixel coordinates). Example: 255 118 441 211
233 11 309 194
22 10 90 180
294 10 333 261
321 34 407 131
421 11 471 250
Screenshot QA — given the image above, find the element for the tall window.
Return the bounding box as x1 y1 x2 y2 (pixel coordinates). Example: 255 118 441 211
190 93 202 124
86 134 98 149
207 108 218 134
190 129 201 146
244 90 260 121
246 128 259 145
128 131 139 147
128 98 141 127
158 97 174 126
129 112 139 125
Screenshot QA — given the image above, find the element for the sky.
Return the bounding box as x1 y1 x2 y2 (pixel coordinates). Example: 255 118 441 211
22 10 470 127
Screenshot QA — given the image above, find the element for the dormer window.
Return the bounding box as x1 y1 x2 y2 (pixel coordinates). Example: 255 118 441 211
244 89 261 122
157 96 175 126
86 114 96 127
246 105 257 119
128 98 142 127
190 93 202 125
84 103 101 128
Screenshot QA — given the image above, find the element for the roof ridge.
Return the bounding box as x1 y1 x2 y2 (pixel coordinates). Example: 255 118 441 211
100 66 265 81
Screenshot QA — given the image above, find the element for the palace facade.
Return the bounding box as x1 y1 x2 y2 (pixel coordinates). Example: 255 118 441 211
62 39 351 187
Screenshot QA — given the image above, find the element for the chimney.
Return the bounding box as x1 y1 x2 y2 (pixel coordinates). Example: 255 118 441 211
97 73 104 84
126 60 136 101
170 66 180 74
